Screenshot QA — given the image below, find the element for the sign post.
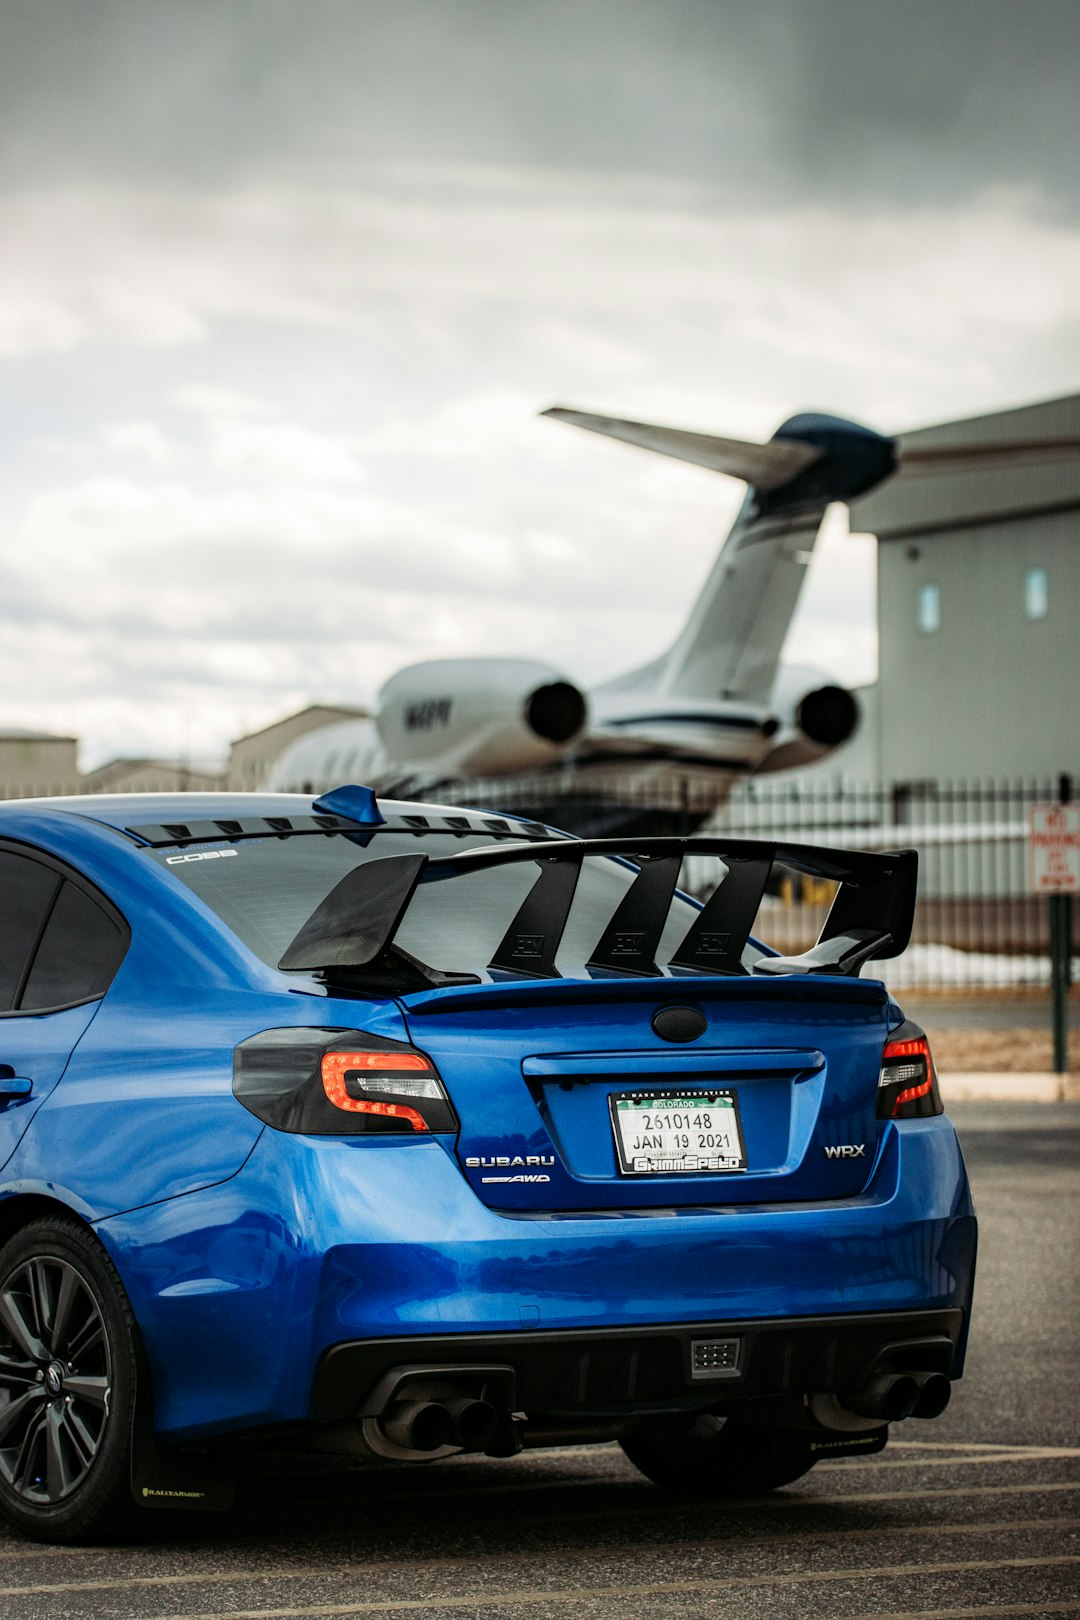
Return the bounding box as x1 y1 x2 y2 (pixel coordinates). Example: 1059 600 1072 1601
1027 779 1078 1079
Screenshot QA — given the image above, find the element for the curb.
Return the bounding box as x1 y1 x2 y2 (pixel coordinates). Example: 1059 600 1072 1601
938 1072 1078 1103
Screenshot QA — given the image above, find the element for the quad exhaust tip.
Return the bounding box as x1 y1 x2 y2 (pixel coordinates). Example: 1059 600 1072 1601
382 1398 454 1453
843 1371 952 1424
845 1374 921 1423
379 1393 501 1454
443 1396 499 1452
912 1371 952 1419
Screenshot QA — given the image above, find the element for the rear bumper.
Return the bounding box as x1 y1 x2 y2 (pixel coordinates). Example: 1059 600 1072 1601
100 1112 976 1442
313 1306 966 1420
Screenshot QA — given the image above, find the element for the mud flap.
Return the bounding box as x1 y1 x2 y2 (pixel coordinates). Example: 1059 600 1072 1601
806 1426 888 1461
130 1352 235 1512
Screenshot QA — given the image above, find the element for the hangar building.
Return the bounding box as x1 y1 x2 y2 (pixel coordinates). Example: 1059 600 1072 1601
0 729 80 798
797 389 1080 791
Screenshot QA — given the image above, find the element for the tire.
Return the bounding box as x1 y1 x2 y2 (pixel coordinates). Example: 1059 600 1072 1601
0 1216 138 1542
620 1413 818 1496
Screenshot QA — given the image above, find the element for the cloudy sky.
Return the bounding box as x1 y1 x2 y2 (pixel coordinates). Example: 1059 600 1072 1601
2 0 1078 768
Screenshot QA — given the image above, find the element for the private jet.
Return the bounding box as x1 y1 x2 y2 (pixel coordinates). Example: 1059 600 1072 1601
267 405 1073 834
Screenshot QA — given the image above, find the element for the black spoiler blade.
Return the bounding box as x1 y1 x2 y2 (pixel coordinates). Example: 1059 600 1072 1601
278 854 427 971
277 836 917 982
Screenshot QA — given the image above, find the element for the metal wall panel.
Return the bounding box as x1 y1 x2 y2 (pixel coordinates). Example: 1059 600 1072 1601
845 392 1080 785
876 507 1079 782
851 391 1080 540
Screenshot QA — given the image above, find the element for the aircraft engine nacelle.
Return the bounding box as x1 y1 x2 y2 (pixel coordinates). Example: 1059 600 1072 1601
375 658 589 777
755 667 861 775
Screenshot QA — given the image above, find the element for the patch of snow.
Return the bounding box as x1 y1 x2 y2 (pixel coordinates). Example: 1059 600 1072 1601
875 942 1077 989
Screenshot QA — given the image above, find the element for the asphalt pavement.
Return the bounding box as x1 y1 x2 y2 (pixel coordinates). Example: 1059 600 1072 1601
2 1102 1078 1620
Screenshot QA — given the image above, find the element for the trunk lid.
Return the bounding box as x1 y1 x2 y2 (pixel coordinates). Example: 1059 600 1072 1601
400 975 891 1211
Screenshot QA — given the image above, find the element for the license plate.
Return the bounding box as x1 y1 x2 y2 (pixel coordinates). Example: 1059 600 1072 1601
609 1089 747 1176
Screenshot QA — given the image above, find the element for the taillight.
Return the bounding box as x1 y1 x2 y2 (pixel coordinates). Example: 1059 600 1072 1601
233 1028 457 1136
877 1022 943 1120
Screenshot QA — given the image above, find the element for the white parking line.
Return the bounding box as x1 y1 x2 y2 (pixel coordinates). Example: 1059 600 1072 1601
4 1525 1077 1603
890 1440 1080 1454
819 1448 1080 1470
128 1554 1080 1620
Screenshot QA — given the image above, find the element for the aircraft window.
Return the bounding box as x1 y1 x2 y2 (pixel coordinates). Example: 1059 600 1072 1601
20 882 128 1011
1025 566 1048 621
0 853 61 1011
917 582 940 635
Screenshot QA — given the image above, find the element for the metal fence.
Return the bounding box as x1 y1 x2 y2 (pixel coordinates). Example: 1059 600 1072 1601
712 774 1077 992
454 771 1078 993
12 766 1076 994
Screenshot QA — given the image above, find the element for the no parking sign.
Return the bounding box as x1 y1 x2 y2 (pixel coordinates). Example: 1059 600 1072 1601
1027 803 1080 893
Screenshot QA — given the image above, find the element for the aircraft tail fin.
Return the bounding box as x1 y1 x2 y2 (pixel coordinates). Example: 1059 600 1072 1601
650 498 829 703
545 405 902 708
546 406 837 706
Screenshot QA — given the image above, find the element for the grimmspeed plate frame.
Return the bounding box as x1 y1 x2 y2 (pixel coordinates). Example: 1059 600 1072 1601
609 1086 747 1176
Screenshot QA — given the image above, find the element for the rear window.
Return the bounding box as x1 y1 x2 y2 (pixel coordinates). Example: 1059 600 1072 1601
149 832 724 981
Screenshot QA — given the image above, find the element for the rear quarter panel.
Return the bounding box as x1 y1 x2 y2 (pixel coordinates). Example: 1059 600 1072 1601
0 810 400 1218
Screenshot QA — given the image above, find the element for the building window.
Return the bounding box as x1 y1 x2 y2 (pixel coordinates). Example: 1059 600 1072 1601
917 582 940 634
1025 566 1048 621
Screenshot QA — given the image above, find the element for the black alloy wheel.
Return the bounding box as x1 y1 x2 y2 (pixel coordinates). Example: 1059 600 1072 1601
620 1412 818 1495
0 1217 137 1542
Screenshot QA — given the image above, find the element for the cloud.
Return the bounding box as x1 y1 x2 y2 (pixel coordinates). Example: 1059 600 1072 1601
170 384 271 418
362 390 570 459
102 420 174 464
207 418 367 485
1 1 1077 218
2 182 1078 426
0 0 1076 771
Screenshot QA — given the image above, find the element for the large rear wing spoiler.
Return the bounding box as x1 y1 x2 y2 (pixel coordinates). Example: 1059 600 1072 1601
278 836 917 984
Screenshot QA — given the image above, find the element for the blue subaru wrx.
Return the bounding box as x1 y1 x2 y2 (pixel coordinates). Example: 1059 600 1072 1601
0 787 976 1541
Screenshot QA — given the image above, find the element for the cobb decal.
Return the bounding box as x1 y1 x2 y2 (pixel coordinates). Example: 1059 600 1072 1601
166 849 238 866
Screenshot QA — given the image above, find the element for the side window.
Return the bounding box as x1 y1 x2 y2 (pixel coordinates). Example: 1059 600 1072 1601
917 582 941 634
20 882 126 1012
1025 566 1048 621
0 853 60 1011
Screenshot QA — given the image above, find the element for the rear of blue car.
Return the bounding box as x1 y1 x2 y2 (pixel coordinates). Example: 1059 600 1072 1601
0 794 976 1540
222 976 972 1485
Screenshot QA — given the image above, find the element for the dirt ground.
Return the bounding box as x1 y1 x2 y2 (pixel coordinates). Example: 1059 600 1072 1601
925 1025 1079 1073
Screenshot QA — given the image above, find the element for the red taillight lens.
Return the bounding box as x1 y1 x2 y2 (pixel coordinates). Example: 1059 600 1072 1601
320 1051 442 1131
877 1027 943 1120
233 1028 457 1136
